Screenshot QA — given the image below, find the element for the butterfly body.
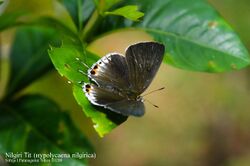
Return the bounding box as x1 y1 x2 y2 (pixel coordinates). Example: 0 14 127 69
83 42 165 117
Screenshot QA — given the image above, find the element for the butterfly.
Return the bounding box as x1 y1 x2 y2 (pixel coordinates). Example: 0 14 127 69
83 42 165 117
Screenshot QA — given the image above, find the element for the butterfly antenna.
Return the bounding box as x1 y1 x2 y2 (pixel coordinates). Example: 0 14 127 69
74 57 90 77
78 69 88 76
144 99 159 108
81 61 90 69
75 57 90 69
142 87 165 97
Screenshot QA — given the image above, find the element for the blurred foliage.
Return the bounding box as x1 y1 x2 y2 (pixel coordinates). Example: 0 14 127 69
6 26 59 98
58 0 95 31
0 94 93 165
0 0 250 165
0 11 26 31
96 0 250 72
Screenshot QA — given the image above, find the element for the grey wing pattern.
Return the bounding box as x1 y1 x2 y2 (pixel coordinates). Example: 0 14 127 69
106 100 145 117
84 42 164 117
88 53 130 91
83 83 144 117
125 42 165 95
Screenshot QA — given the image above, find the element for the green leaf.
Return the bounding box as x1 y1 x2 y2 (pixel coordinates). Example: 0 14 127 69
0 0 3 5
0 95 93 165
73 85 127 137
33 17 79 41
0 11 26 31
48 43 127 137
97 0 122 12
5 26 59 98
105 5 144 21
97 0 250 72
48 43 97 84
58 0 95 31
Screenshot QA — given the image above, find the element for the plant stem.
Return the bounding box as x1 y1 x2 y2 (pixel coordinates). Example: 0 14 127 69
81 9 102 42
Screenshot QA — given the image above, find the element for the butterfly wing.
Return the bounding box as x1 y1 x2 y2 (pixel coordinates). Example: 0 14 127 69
88 53 130 91
84 42 164 117
125 42 165 95
83 83 144 117
106 100 145 117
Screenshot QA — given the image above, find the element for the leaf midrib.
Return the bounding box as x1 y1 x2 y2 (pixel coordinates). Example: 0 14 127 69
138 27 249 63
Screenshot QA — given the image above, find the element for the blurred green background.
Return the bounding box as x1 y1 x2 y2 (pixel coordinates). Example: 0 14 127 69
1 0 250 166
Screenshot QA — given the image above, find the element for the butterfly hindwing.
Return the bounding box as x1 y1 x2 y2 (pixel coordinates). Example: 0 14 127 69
83 83 125 106
106 100 145 117
83 83 144 116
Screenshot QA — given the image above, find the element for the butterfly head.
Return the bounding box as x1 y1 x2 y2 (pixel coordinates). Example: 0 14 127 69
136 96 143 102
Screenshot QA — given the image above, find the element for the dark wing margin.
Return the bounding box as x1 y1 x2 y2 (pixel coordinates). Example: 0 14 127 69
106 100 145 117
83 83 145 117
125 42 165 95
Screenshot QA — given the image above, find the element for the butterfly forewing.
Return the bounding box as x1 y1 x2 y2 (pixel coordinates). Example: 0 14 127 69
125 42 165 95
88 53 130 91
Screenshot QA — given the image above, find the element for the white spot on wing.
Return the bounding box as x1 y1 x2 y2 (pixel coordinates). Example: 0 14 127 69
83 83 105 107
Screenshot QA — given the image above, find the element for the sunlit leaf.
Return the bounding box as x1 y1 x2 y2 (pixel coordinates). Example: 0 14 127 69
105 5 144 21
48 43 127 137
48 43 97 84
96 0 250 72
0 94 93 165
73 85 127 137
